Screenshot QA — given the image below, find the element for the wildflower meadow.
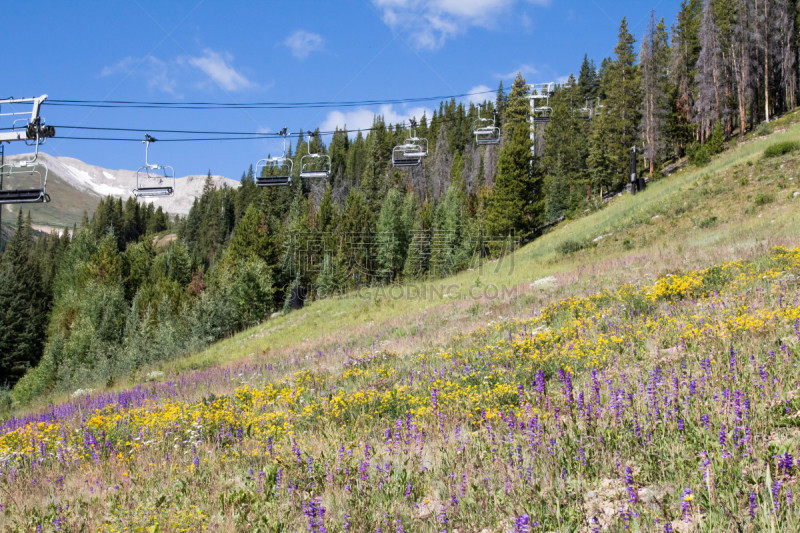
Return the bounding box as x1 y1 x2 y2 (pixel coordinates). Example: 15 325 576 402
1 245 800 531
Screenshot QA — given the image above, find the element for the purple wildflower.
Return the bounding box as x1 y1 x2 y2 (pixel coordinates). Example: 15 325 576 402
514 514 531 533
681 488 693 521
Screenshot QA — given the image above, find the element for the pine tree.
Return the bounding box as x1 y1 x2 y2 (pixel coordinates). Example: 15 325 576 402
223 204 279 270
495 81 507 125
587 114 616 197
337 189 368 285
403 200 433 279
316 184 337 256
543 77 590 218
376 188 409 282
505 73 531 128
485 122 539 239
603 18 641 189
435 151 471 274
578 54 599 101
0 212 46 385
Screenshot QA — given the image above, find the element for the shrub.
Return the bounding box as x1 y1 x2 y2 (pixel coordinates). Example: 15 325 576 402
753 192 775 206
556 238 596 255
686 143 710 166
763 141 800 159
706 123 726 155
755 121 773 136
698 216 718 229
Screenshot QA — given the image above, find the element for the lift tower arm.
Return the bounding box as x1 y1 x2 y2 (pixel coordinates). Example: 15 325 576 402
0 95 55 143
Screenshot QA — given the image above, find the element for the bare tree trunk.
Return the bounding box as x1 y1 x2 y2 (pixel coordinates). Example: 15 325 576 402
764 0 770 122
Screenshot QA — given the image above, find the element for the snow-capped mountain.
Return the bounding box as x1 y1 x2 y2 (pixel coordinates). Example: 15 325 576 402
1 152 239 230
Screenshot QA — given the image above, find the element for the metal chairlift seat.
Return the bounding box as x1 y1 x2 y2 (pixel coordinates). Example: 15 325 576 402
299 153 331 179
134 164 175 197
532 106 553 123
392 144 422 167
474 122 501 145
134 136 175 197
254 128 293 187
255 157 293 187
473 107 501 145
0 95 54 204
256 175 291 187
0 160 49 205
403 137 428 158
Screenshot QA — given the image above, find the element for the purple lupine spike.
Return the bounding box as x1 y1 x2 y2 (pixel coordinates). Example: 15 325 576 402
624 466 638 503
514 514 531 533
773 480 783 513
681 488 693 521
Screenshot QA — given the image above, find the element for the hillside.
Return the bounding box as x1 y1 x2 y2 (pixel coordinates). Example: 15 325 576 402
1 119 800 530
1 152 238 229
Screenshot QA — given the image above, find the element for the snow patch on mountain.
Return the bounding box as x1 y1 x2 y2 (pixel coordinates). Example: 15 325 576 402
63 164 127 197
4 152 239 216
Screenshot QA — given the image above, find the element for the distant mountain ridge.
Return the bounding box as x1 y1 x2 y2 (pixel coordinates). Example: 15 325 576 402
1 152 239 230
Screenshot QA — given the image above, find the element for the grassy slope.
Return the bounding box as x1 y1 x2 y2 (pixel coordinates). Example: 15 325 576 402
160 114 800 381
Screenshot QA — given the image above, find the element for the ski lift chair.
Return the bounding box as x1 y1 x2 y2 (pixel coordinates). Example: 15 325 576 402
256 157 293 187
256 128 293 186
391 144 422 167
473 108 500 145
134 135 175 197
0 153 49 204
299 131 331 180
0 95 54 203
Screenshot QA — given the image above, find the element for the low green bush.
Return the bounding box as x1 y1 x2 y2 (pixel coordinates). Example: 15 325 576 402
763 141 800 159
556 238 596 255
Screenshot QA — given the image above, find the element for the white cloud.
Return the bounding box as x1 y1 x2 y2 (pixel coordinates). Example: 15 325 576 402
466 84 493 106
372 0 550 49
283 30 324 60
321 105 433 136
99 55 176 94
495 63 539 81
99 57 137 77
186 48 254 91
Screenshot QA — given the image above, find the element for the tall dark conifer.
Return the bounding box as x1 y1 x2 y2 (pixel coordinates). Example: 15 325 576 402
603 18 641 188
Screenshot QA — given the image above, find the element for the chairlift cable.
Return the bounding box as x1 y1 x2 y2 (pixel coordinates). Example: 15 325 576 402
46 89 497 110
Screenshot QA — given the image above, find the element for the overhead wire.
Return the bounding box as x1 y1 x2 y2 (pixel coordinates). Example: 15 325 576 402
50 109 489 142
46 89 496 110
10 88 501 143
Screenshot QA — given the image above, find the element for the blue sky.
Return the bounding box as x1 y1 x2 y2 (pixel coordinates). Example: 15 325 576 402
4 0 682 180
